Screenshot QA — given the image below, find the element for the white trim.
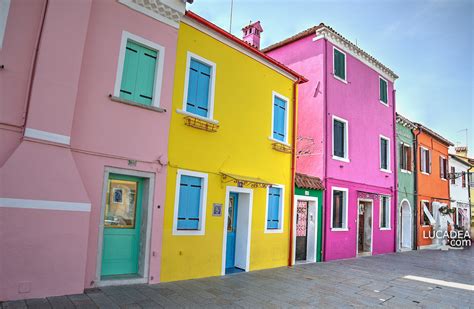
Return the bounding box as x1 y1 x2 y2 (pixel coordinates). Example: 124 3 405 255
439 155 447 180
292 195 318 265
330 186 349 230
270 91 290 144
95 167 155 286
379 195 391 230
315 27 397 82
0 0 10 49
400 142 412 173
117 0 183 29
356 198 374 256
332 46 347 83
113 31 165 108
420 146 431 174
332 115 349 162
24 128 71 145
379 134 391 173
172 169 208 236
175 109 219 124
182 16 299 83
182 51 217 121
421 200 435 226
0 198 90 212
379 76 389 106
264 184 285 233
221 186 253 275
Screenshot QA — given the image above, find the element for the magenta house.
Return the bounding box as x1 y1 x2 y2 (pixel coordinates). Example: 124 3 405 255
265 24 398 261
0 0 188 300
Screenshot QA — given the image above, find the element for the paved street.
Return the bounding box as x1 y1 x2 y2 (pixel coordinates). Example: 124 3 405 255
2 247 473 309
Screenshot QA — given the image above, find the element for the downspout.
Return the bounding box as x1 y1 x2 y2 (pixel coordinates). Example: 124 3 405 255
392 89 398 252
288 79 299 266
413 127 421 250
322 36 328 261
0 0 48 130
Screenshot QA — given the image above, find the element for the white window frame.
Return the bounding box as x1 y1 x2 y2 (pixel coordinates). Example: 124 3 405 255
379 195 391 230
332 46 347 84
264 184 285 234
420 146 430 175
332 115 349 162
179 51 217 121
330 187 349 231
379 76 389 106
0 0 10 49
172 169 208 236
269 91 290 145
400 142 412 174
379 135 391 173
113 31 165 108
440 155 447 181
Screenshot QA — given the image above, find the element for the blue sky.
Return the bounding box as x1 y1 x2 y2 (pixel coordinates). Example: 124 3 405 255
189 0 474 155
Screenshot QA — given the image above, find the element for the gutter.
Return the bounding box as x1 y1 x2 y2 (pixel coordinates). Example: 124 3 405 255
392 88 398 252
322 37 328 261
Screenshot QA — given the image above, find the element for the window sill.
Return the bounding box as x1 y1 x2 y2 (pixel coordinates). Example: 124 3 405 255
380 169 392 174
332 155 350 163
331 228 349 232
333 74 348 84
441 178 447 182
109 95 166 113
379 100 389 106
264 228 283 234
268 137 290 146
400 169 412 174
172 229 205 236
176 109 219 124
421 172 430 176
380 227 391 231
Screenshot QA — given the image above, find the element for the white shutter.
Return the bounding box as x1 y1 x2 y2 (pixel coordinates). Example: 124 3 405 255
428 150 432 174
423 204 435 225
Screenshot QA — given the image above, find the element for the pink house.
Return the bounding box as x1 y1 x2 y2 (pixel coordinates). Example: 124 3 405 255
265 24 399 261
0 0 188 300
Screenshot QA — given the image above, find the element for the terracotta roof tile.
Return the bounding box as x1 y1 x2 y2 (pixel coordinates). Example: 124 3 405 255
295 173 325 190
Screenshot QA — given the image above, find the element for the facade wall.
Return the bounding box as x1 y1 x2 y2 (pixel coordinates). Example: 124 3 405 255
448 157 470 230
160 22 295 282
294 187 323 262
0 0 182 300
415 130 450 247
267 35 397 261
396 122 415 250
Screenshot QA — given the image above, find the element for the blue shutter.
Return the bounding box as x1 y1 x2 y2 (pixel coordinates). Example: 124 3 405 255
177 175 202 230
186 59 211 117
267 187 281 229
272 97 286 142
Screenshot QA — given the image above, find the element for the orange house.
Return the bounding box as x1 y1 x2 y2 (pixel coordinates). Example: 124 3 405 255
414 123 454 247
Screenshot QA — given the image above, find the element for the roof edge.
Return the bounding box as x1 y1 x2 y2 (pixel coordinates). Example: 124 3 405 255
183 11 308 83
414 122 454 147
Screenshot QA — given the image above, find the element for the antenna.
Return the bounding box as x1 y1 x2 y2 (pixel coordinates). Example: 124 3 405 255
229 0 234 33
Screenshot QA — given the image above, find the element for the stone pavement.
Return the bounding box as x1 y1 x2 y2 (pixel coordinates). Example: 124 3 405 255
2 246 473 308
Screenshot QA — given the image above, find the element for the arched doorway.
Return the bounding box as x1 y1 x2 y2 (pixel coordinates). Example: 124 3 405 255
400 199 412 249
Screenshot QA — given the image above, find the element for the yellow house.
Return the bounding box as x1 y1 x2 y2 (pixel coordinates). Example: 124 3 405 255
160 12 306 282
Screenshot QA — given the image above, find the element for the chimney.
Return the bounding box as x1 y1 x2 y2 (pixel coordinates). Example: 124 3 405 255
242 21 263 49
455 146 468 157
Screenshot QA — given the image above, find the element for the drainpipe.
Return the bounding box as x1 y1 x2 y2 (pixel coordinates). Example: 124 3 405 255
288 79 298 267
0 0 48 130
392 89 398 252
322 36 328 262
413 127 421 250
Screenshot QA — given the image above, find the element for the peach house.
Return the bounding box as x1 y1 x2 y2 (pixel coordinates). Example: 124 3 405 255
0 0 189 300
265 24 399 260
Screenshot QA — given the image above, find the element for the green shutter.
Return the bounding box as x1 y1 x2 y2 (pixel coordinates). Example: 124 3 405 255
380 78 387 103
334 48 345 80
120 40 157 106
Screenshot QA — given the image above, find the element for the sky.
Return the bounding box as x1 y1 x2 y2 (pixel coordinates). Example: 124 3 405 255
188 0 474 155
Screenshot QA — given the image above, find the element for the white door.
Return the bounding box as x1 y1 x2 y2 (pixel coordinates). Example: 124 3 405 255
401 201 412 249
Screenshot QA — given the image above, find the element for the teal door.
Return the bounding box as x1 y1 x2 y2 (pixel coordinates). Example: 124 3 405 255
225 193 239 271
101 174 143 276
